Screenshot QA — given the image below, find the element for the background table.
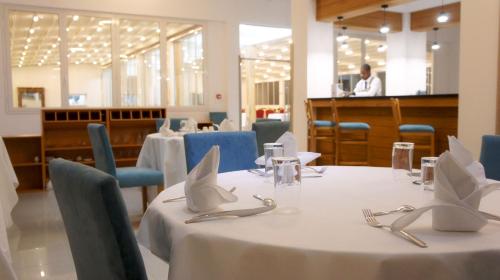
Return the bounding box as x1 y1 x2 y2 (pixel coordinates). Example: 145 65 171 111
138 166 500 280
137 133 187 188
0 138 19 279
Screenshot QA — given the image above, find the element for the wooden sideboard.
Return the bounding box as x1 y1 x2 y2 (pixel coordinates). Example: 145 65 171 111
309 94 458 167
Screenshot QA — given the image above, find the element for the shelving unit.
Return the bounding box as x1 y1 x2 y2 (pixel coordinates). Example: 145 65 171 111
3 135 44 192
42 108 166 186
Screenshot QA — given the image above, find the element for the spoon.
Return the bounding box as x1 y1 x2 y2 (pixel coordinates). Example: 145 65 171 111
253 194 276 207
373 205 416 216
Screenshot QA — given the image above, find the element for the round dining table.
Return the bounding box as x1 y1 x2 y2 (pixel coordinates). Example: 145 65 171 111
137 166 500 280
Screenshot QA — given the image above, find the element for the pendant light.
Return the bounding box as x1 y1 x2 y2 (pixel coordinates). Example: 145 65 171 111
431 27 440 50
336 16 349 42
436 0 449 23
379 4 390 34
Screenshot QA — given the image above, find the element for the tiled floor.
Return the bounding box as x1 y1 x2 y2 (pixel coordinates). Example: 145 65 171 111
8 188 169 280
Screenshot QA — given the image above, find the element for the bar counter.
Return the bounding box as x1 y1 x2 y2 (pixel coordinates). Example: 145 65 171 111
309 94 458 167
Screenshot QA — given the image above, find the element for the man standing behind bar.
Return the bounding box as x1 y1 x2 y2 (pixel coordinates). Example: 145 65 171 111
353 64 382 97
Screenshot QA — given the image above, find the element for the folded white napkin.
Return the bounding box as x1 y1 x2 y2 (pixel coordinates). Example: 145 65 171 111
159 118 177 137
391 139 500 232
218 119 236 132
180 118 198 133
184 146 238 212
254 132 321 166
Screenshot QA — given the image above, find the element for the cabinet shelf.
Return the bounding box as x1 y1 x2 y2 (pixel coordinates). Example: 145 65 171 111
13 162 42 167
45 146 93 152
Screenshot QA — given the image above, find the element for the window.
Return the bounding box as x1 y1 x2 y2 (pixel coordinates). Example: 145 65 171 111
5 8 206 109
9 11 61 108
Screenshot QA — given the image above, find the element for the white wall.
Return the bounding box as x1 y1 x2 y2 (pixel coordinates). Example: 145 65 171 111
386 13 427 96
458 0 500 157
0 0 291 136
11 66 62 107
429 26 460 94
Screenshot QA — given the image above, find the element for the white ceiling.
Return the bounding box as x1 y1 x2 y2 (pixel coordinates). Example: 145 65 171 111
388 0 460 13
239 24 291 47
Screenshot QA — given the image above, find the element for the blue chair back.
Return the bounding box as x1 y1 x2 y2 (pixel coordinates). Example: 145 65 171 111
87 124 116 176
256 118 281 122
209 112 228 125
480 135 500 180
252 121 290 156
155 118 187 132
49 159 147 280
184 131 258 173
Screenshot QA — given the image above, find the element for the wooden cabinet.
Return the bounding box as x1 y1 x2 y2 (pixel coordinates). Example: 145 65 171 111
3 135 43 192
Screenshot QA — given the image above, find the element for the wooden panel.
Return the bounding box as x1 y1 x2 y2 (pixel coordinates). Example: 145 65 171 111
3 136 44 192
317 0 410 21
411 3 461 32
335 11 402 33
309 95 458 167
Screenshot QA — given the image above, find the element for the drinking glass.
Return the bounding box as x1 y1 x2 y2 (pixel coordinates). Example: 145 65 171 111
272 156 301 213
392 142 414 183
264 143 284 174
421 157 438 191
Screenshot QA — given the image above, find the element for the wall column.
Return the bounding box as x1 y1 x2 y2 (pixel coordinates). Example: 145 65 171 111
458 0 500 157
291 0 334 150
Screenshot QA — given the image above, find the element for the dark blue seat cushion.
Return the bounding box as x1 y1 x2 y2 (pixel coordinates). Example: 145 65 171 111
116 167 164 188
209 112 228 125
480 135 500 181
184 131 258 173
339 122 370 130
399 124 435 133
314 120 336 127
252 121 290 156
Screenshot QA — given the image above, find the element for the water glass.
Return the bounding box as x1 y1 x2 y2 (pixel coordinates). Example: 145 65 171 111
421 157 438 191
264 143 284 173
272 157 301 213
392 142 415 182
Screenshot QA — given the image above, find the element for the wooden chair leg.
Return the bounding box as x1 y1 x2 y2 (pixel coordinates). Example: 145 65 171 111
157 183 165 195
430 133 436 156
142 187 148 213
335 130 341 165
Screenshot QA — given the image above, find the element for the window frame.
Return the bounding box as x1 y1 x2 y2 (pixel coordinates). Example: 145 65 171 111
0 4 208 114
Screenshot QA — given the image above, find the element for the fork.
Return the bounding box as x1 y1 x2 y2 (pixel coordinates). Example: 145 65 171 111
362 208 427 248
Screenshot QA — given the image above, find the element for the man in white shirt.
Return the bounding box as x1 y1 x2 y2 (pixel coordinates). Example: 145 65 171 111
352 64 382 97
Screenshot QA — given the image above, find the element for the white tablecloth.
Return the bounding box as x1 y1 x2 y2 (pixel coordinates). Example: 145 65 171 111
0 138 18 280
267 113 290 121
138 166 500 280
137 133 187 188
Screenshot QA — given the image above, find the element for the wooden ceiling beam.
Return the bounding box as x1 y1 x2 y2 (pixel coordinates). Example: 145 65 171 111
317 0 411 22
410 2 461 32
334 11 402 33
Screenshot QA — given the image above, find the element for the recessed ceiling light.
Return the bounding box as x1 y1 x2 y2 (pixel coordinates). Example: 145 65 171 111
97 27 102 32
57 62 61 65
103 43 109 47
345 49 353 55
75 61 80 65
72 15 79 21
29 28 35 34
33 15 39 22
57 37 61 42
266 69 271 73
43 55 47 59
127 27 133 32
92 61 97 65
140 36 146 41
156 28 161 33
52 44 57 48
47 50 52 54
26 38 31 43
94 49 98 53
127 43 133 47
24 45 29 50
86 36 92 41
78 43 83 47
20 57 24 60
365 39 371 44
38 63 42 66
348 64 355 69
66 27 70 32
287 39 293 44
377 60 385 66
365 55 370 60
22 51 26 55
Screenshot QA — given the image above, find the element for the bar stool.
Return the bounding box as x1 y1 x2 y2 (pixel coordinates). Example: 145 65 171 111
391 98 435 156
305 100 336 160
330 99 370 166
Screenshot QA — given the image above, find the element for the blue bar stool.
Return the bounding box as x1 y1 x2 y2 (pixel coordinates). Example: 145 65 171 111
391 98 435 156
305 100 336 164
479 135 500 180
331 99 370 166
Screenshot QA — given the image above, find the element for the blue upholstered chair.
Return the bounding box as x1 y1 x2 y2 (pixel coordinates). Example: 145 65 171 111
480 135 500 181
155 118 187 132
256 118 281 123
252 121 290 156
49 159 147 280
331 99 371 166
391 98 435 156
184 131 258 173
87 123 164 212
209 112 228 126
305 100 336 161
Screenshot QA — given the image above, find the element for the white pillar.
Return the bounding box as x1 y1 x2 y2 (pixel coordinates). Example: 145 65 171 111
291 0 334 150
458 0 500 157
386 13 427 96
431 26 460 94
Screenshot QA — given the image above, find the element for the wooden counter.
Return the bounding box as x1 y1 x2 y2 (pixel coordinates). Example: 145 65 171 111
309 94 458 167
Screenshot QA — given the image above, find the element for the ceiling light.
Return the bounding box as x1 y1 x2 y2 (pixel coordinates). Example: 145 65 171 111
52 44 57 48
336 22 349 42
87 54 91 58
432 27 440 50
156 28 161 33
437 12 449 23
86 36 92 41
377 44 387 52
22 51 26 56
29 28 35 34
57 37 61 42
266 69 271 73
66 27 70 32
365 39 371 44
33 15 39 22
103 43 109 47
69 47 84 53
24 45 29 50
270 62 276 66
276 55 283 60
92 61 97 65
75 61 80 65
140 36 146 41
127 27 133 32
57 62 61 65
26 38 31 43
263 74 269 79
40 59 45 63
377 60 385 66
340 41 349 49
94 49 98 53
365 55 370 60
127 43 133 48
43 55 47 59
98 20 112 25
288 39 293 44
96 27 103 32
348 64 355 69
38 63 42 66
78 43 83 47
379 4 390 34
345 49 353 55
72 15 79 21
20 57 24 61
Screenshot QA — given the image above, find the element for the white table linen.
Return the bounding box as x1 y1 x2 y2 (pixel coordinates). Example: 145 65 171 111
138 166 500 280
0 138 19 280
267 113 290 121
136 133 187 187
